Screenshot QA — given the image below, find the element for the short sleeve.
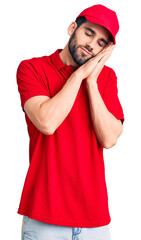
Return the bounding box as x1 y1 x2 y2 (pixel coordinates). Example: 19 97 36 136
103 68 124 123
16 59 50 112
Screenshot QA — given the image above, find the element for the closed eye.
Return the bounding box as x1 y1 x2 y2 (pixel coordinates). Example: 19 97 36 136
85 32 93 37
98 42 105 47
98 41 107 47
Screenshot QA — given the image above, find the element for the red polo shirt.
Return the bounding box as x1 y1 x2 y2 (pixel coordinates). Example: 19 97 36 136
16 49 124 227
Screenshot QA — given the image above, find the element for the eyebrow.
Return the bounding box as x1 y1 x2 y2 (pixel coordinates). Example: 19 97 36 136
84 27 109 45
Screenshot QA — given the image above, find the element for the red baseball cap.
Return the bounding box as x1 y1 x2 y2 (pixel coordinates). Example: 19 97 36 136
76 4 119 44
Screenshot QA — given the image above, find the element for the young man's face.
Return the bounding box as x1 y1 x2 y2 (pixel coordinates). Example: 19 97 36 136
68 21 112 65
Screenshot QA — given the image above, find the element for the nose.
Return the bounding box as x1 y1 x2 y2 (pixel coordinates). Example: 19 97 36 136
86 37 97 52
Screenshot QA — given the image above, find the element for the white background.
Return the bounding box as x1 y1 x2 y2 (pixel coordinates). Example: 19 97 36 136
0 0 141 239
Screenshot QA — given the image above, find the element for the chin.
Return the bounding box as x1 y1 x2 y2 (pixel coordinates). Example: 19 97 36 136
78 57 91 65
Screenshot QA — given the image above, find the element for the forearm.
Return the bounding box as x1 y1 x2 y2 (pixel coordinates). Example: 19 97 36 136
86 81 123 148
40 71 82 133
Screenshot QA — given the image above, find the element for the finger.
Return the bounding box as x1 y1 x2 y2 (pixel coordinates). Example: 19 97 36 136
104 41 114 49
94 45 114 62
82 44 114 71
98 42 111 53
98 48 113 65
98 45 115 60
99 44 115 55
93 52 112 77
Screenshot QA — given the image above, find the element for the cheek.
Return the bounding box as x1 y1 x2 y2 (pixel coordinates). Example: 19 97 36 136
95 45 102 52
77 32 88 45
94 46 104 56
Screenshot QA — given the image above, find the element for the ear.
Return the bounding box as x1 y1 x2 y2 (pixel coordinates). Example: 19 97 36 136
67 22 77 36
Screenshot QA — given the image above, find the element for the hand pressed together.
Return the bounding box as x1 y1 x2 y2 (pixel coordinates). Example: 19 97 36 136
77 42 115 84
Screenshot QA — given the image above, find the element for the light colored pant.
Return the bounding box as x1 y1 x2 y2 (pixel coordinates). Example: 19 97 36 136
22 216 111 240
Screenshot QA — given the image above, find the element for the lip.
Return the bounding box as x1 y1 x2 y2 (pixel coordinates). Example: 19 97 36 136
81 47 92 56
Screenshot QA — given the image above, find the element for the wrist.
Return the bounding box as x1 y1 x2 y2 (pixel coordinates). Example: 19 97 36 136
73 68 84 82
86 78 98 89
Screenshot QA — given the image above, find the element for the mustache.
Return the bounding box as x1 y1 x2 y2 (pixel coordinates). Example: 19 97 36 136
84 46 92 53
80 46 95 57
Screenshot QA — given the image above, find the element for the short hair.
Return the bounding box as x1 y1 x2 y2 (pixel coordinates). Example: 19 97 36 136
75 16 88 29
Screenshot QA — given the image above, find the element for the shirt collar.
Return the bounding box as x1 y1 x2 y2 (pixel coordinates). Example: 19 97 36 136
50 49 73 71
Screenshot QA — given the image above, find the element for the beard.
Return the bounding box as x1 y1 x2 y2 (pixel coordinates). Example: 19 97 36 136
68 30 95 66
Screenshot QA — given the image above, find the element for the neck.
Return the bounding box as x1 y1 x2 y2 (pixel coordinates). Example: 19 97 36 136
59 43 79 71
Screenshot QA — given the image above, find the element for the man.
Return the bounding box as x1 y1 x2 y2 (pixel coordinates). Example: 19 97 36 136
17 4 124 240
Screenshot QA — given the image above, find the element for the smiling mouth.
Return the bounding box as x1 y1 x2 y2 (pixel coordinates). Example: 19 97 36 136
81 47 92 56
